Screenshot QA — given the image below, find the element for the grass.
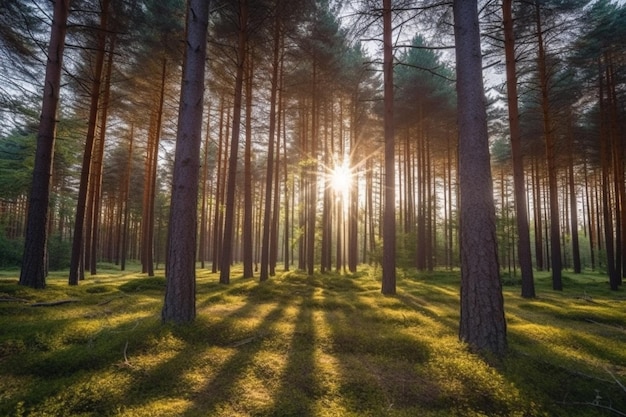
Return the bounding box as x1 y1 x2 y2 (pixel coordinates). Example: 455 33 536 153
0 264 625 416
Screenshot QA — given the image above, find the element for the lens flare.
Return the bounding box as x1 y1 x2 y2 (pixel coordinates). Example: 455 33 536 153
329 161 352 195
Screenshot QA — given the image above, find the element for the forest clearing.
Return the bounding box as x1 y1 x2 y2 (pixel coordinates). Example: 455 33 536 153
1 265 625 416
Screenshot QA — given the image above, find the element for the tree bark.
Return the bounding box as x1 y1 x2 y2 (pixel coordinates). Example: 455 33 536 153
19 0 70 289
162 0 210 323
119 125 134 271
243 55 254 278
260 11 280 281
88 35 116 275
220 0 248 285
535 1 562 290
69 0 110 286
381 0 396 294
454 0 507 356
502 0 535 297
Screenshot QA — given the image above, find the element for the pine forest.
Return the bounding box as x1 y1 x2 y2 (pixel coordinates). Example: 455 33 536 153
1 0 626 415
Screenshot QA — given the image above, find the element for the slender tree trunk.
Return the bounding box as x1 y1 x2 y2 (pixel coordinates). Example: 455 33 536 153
199 107 211 269
608 57 625 283
503 0 535 297
69 0 110 285
381 0 396 294
307 80 318 276
88 35 116 275
120 125 134 271
243 55 254 278
567 118 581 273
162 0 210 323
283 90 290 271
454 0 507 356
348 102 359 273
583 159 596 270
212 97 226 273
220 0 248 284
20 0 70 289
532 157 544 270
270 49 284 276
535 1 562 290
260 12 280 281
598 59 619 290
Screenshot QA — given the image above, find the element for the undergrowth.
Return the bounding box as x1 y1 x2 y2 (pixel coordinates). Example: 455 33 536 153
0 266 624 416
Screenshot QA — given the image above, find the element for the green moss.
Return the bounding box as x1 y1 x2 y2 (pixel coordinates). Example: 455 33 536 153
0 267 624 416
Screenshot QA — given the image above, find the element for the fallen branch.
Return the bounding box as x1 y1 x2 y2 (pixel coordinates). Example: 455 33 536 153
605 367 626 393
0 297 29 303
230 335 257 347
97 295 126 306
31 299 79 307
116 340 135 369
557 400 626 417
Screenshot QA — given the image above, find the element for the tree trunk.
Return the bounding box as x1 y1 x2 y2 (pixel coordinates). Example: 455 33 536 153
119 125 134 271
307 71 318 276
454 0 507 357
535 1 562 290
199 107 211 269
567 118 581 273
88 35 116 275
19 0 70 289
243 55 254 278
270 50 284 276
162 0 210 323
502 0 535 297
381 0 396 294
260 12 280 281
220 0 248 284
212 97 226 273
598 59 619 290
69 0 110 286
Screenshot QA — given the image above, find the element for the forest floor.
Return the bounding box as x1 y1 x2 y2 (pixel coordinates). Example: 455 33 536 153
0 264 625 416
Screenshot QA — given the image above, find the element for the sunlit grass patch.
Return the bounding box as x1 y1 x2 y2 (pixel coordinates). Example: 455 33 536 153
1 265 625 416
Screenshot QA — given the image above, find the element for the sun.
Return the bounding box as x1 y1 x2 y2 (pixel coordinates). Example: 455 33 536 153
329 161 352 196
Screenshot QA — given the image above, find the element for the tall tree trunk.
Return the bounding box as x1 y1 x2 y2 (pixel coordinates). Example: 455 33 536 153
199 107 211 269
270 51 284 276
454 0 507 357
243 55 254 278
532 157 544 270
608 57 625 283
88 35 116 275
306 70 318 276
220 0 248 284
348 100 359 273
212 97 227 273
567 118 581 273
119 125 134 271
162 0 210 323
20 0 70 289
535 1 562 290
599 59 619 290
69 0 110 285
583 159 596 270
260 12 280 281
502 0 535 297
282 83 290 271
381 0 396 294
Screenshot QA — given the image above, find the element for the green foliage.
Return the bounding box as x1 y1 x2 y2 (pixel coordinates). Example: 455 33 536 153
46 234 70 271
0 129 36 199
0 267 624 416
0 229 22 268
